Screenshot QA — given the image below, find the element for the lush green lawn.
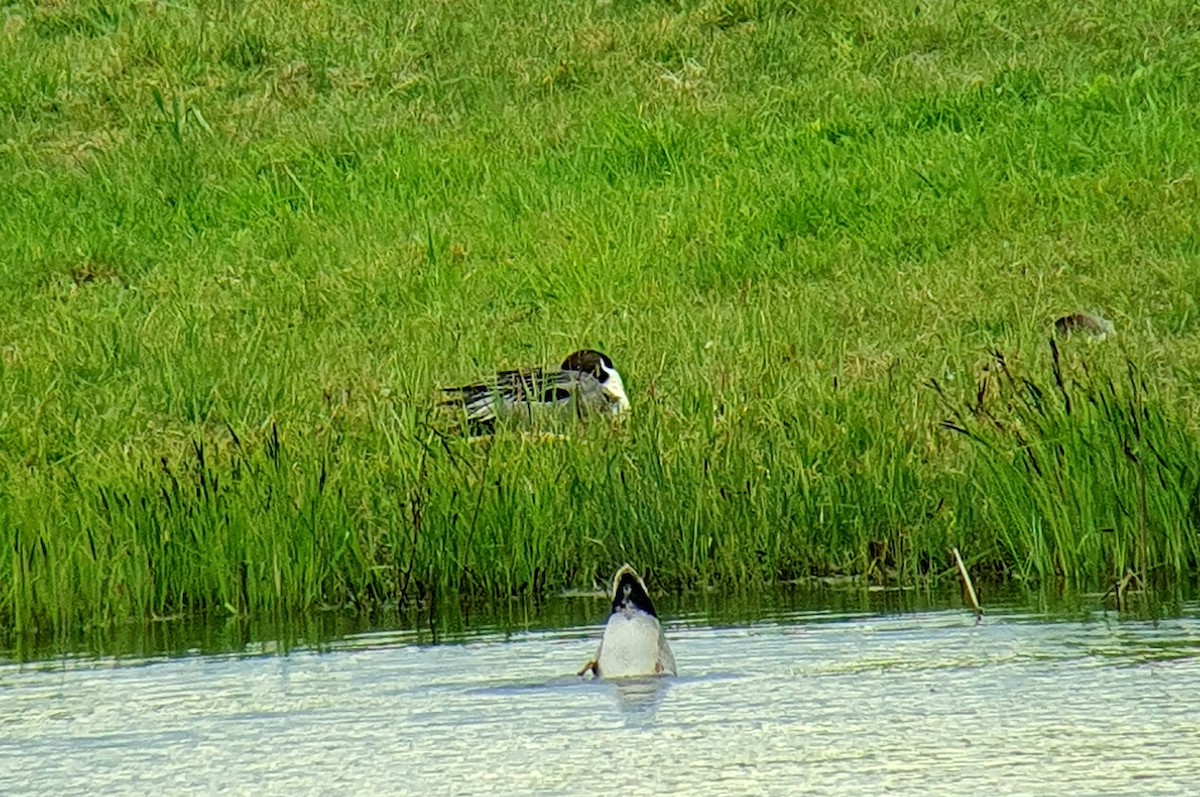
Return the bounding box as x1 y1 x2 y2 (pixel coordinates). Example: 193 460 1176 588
2 0 1199 637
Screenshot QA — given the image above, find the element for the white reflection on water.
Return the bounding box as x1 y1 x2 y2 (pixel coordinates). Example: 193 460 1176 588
2 604 1199 796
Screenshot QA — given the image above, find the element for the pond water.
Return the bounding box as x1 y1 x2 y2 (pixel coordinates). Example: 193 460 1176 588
2 588 1199 796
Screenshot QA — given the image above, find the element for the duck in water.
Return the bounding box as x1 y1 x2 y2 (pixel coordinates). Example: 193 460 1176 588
579 564 676 679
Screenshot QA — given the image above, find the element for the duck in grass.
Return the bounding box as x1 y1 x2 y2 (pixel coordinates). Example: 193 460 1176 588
440 349 630 436
1053 311 1116 341
579 565 676 679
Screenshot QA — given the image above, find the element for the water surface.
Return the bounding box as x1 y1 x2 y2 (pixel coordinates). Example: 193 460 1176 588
2 589 1198 795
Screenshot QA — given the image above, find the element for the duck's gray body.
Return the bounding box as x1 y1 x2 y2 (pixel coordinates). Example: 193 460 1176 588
441 350 629 434
591 565 676 679
1054 311 1116 340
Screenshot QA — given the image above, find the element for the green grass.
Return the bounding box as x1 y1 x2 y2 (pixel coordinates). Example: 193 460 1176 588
3 0 1200 639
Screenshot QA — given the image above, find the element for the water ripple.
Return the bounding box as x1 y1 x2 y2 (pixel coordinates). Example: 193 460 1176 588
2 603 1199 795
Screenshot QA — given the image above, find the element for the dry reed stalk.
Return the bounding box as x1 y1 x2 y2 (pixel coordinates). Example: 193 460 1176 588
952 547 982 618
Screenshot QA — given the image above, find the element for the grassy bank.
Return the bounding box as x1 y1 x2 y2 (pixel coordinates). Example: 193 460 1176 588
2 0 1200 637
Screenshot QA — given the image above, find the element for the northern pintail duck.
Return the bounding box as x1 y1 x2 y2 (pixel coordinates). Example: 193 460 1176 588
1053 311 1116 341
440 349 630 435
579 565 676 679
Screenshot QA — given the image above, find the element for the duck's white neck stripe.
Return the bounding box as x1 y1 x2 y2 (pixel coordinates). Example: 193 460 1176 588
601 365 630 413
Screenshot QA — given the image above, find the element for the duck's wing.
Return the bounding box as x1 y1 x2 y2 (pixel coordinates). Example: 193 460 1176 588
495 367 550 397
440 367 563 423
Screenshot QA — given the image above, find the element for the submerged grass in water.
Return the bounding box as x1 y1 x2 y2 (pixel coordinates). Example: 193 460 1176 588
2 0 1200 635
